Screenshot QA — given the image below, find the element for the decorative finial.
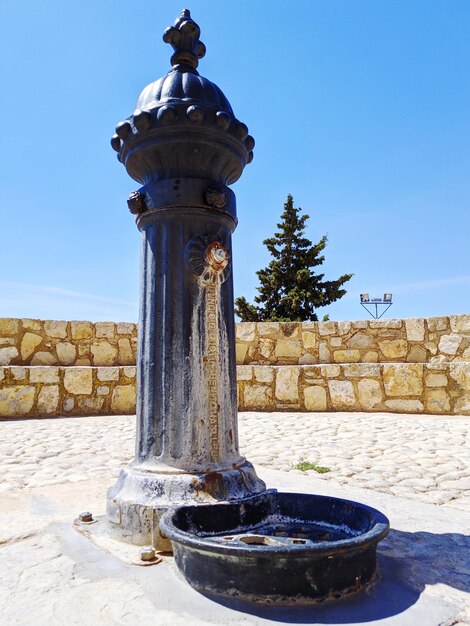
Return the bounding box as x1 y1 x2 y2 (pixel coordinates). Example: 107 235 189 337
163 9 206 71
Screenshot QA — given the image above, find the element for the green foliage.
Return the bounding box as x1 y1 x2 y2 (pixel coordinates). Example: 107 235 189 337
235 195 353 322
294 459 331 473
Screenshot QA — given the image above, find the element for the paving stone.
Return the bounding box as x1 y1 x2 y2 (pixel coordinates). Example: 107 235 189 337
0 411 468 512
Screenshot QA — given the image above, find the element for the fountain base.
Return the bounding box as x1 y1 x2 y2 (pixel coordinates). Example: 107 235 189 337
106 460 266 550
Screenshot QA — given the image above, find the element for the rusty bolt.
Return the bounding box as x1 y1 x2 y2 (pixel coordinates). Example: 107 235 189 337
79 512 93 523
139 546 156 561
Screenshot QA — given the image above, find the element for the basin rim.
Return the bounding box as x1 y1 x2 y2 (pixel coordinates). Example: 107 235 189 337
160 492 390 558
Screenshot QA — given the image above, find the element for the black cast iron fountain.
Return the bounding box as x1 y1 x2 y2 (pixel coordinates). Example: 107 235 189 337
108 8 389 602
107 7 265 552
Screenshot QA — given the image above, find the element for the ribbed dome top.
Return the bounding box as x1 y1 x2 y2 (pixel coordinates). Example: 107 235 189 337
135 70 233 115
110 9 254 186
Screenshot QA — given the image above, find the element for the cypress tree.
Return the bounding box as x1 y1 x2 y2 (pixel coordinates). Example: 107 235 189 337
235 195 352 322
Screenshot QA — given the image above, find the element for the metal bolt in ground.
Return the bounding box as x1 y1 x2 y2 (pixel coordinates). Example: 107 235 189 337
79 512 93 523
140 546 156 561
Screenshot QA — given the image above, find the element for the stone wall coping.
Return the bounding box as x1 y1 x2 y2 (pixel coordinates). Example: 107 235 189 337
0 313 470 326
1 313 469 325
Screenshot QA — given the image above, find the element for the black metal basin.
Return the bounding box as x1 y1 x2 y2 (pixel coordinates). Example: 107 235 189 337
160 491 389 603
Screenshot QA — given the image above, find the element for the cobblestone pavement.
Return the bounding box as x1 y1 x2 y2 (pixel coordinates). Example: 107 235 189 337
1 412 469 512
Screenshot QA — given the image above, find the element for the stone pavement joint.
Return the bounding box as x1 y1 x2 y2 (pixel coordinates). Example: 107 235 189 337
0 411 468 513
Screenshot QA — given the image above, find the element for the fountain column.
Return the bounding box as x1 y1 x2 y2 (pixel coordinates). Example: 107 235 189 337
106 9 265 549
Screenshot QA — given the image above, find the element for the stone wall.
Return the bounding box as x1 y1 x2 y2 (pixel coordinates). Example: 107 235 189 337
1 315 469 367
0 366 136 417
235 316 470 365
237 362 470 415
0 319 137 366
0 315 469 417
1 362 469 417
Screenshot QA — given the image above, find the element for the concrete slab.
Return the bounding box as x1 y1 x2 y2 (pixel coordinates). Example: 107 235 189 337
0 466 468 625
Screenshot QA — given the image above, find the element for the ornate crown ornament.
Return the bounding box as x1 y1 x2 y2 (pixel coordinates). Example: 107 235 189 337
163 9 207 71
111 9 255 210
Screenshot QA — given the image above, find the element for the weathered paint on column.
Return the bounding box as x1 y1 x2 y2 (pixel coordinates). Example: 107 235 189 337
134 206 239 470
106 10 265 548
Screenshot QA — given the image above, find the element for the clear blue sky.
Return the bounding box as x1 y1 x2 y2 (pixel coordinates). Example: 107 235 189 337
1 0 469 322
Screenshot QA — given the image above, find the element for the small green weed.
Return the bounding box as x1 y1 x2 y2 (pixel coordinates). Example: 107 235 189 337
294 459 331 474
